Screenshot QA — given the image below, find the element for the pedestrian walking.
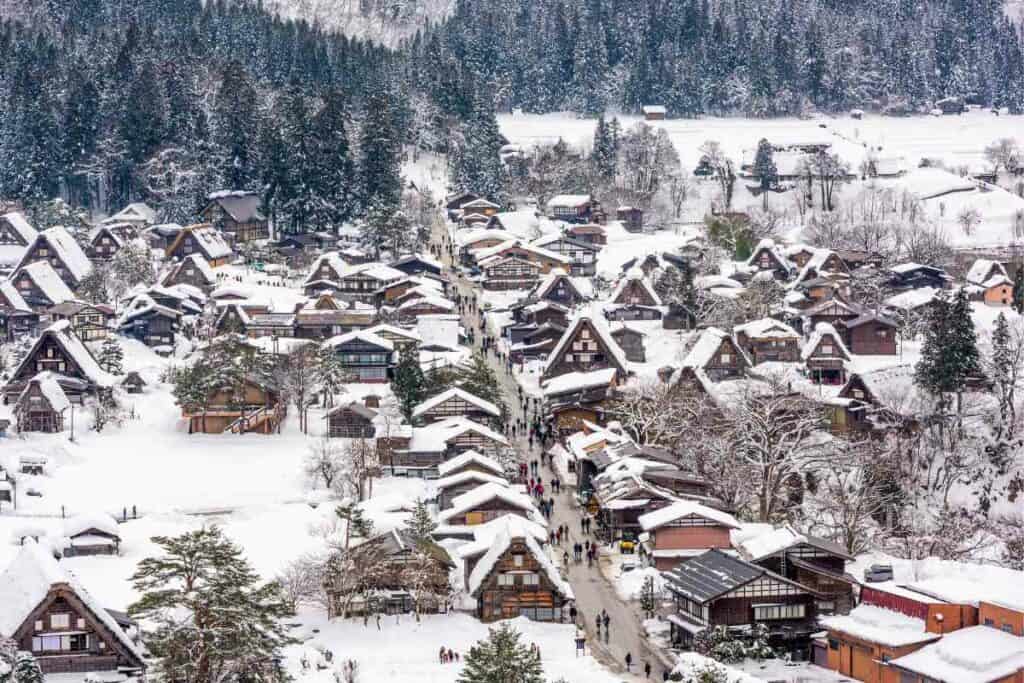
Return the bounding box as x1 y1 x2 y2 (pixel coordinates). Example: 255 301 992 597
625 653 632 672
644 662 651 678
602 612 609 630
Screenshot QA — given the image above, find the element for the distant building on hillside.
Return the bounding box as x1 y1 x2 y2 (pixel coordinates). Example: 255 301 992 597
201 191 269 242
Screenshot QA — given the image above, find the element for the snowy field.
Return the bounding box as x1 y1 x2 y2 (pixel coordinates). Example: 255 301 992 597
500 110 1024 249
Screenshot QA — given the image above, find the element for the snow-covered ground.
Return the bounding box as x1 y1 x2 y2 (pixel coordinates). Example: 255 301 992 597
500 109 1024 250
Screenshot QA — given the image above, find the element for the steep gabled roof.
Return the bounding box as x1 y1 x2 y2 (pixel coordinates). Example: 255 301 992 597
0 540 145 664
14 261 76 305
746 238 794 273
637 500 741 532
439 482 537 524
0 279 31 311
9 320 114 388
801 322 852 361
206 191 265 223
663 548 766 603
609 267 663 306
323 329 394 351
467 528 573 599
531 268 593 301
546 311 629 375
168 224 232 261
734 317 800 340
436 450 505 477
1 211 38 244
27 226 93 282
966 258 1007 286
679 327 749 371
412 388 500 419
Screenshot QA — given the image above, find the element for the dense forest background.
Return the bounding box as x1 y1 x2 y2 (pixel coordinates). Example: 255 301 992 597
0 0 1022 225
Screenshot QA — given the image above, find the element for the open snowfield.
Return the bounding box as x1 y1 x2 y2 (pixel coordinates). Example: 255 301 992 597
501 110 1024 249
499 109 1024 174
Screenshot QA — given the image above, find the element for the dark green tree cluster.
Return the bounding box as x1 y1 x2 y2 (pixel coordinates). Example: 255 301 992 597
129 526 292 683
457 623 544 683
914 288 981 415
412 0 1024 117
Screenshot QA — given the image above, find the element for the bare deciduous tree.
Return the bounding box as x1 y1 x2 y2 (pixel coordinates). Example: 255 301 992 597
305 437 345 490
699 140 736 210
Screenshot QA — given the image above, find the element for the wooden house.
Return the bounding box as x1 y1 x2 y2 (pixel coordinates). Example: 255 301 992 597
364 324 421 351
200 191 268 242
566 223 607 246
10 261 76 311
437 483 540 528
324 401 378 438
444 191 480 216
481 255 542 290
664 549 822 655
531 234 600 276
887 263 951 291
436 450 506 480
407 418 511 468
802 297 862 331
733 318 801 365
819 605 944 682
390 253 443 277
467 532 572 622
104 202 155 229
319 262 406 305
738 525 856 616
529 269 592 307
396 295 456 324
0 280 39 342
746 239 796 280
165 224 233 267
474 240 572 275
117 295 182 349
611 268 662 307
542 315 628 382
966 258 1007 288
327 529 454 616
459 198 501 219
182 375 284 434
86 226 125 261
62 514 121 557
637 501 741 570
0 211 38 247
374 276 442 306
0 541 146 675
610 325 646 362
802 323 852 385
642 105 667 120
546 194 599 223
161 253 217 292
323 330 394 383
14 226 92 289
435 471 509 510
838 311 898 355
14 373 70 433
677 327 750 383
616 206 644 233
412 388 501 427
3 320 114 404
828 365 923 434
120 371 146 394
47 301 114 342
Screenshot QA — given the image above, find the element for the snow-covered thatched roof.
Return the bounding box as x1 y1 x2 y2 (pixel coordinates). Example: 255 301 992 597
467 527 573 599
412 388 500 419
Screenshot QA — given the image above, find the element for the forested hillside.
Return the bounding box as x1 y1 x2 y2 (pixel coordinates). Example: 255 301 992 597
0 0 417 227
1 0 1023 226
412 0 1024 116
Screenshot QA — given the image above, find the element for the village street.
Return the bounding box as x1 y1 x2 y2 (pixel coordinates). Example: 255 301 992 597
429 220 672 679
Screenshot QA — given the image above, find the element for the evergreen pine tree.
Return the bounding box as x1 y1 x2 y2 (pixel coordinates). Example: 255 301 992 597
308 89 357 230
449 91 507 203
12 652 43 683
591 114 619 184
1013 266 1024 314
359 89 402 212
457 623 544 683
391 344 426 420
211 61 260 189
315 345 349 408
753 138 778 210
120 60 165 163
915 288 981 416
407 498 436 541
98 337 125 375
458 353 507 430
128 527 292 683
639 575 656 619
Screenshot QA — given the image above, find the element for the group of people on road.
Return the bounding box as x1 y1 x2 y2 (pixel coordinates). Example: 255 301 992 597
437 647 460 664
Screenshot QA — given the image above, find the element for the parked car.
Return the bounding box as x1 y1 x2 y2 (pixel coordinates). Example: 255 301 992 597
863 563 894 582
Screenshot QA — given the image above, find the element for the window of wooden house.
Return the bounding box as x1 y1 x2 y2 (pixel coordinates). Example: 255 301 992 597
523 573 539 585
498 573 514 586
581 328 591 339
876 328 889 338
76 618 86 629
34 620 43 632
821 344 833 355
50 613 71 629
753 603 805 620
1003 624 1015 634
828 638 839 650
852 389 864 399
513 554 524 567
720 353 732 364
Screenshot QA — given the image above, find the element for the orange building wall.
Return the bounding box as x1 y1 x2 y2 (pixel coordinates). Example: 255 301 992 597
985 284 1013 307
825 632 930 683
655 526 732 550
980 602 1024 636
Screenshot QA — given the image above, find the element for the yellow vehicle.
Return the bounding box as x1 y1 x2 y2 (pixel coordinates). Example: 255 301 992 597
619 532 637 554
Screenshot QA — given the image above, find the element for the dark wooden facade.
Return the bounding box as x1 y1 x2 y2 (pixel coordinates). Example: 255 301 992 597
482 256 541 291
325 402 377 438
330 336 393 383
7 583 144 674
14 380 65 433
840 316 898 355
611 327 645 362
201 194 269 242
542 317 626 381
471 537 569 622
